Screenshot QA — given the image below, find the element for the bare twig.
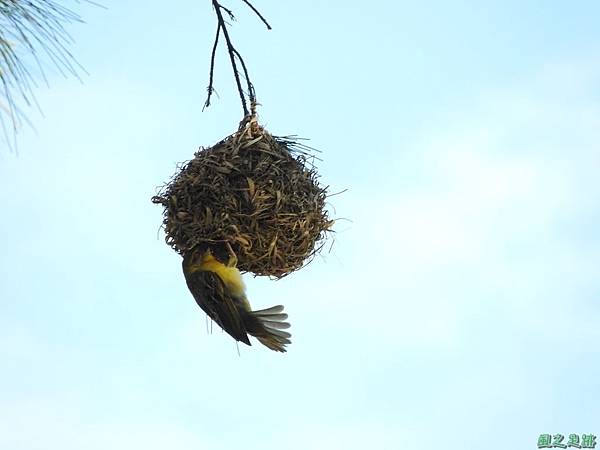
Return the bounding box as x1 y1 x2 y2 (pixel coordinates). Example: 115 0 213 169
231 47 254 106
205 0 270 116
203 22 221 109
219 3 235 20
241 0 271 30
211 0 248 116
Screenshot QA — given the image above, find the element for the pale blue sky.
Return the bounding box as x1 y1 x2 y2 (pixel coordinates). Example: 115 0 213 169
2 1 600 449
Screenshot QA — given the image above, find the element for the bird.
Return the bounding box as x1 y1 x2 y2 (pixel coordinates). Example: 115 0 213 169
182 242 291 352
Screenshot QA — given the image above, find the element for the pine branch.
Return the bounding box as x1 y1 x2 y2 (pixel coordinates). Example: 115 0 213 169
0 0 94 148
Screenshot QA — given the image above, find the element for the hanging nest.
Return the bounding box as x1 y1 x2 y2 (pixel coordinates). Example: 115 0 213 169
152 116 334 278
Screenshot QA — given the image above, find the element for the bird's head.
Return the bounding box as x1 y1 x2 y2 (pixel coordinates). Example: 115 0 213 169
183 244 210 270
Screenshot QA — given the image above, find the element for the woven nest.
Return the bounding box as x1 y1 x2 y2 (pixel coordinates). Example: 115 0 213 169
152 116 333 278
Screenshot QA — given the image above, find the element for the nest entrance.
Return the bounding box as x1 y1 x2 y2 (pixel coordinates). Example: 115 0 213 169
152 117 333 278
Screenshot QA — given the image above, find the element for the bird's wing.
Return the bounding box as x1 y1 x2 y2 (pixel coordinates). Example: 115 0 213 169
185 269 251 345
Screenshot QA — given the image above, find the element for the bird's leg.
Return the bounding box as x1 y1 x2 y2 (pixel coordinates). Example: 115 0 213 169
225 241 238 267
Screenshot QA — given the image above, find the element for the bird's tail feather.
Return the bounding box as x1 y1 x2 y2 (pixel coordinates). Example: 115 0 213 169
246 305 291 352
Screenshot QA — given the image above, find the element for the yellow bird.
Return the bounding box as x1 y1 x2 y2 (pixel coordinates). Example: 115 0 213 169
182 242 291 352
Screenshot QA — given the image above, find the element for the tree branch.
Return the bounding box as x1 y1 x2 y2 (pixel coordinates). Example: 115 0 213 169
204 0 271 116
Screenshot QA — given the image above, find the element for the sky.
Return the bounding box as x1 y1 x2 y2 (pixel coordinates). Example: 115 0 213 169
1 1 600 449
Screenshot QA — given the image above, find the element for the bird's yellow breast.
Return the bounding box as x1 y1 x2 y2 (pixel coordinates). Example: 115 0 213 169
196 255 246 297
